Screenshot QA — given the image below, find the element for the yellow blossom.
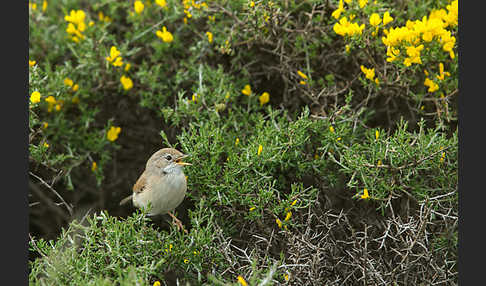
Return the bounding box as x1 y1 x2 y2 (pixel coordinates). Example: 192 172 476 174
206 31 213 43
331 0 345 20
64 78 74 87
377 159 382 166
31 3 37 10
291 199 298 206
89 21 94 26
155 0 167 8
72 84 79 92
55 104 61 111
235 138 240 145
424 77 439 92
386 46 400 62
259 92 270 106
106 46 123 66
275 218 282 228
369 13 381 27
329 125 335 133
107 126 121 142
42 122 48 129
345 44 350 53
299 81 307 85
183 258 189 264
42 0 47 12
360 65 375 81
249 207 256 211
250 1 255 8
284 273 290 281
333 16 365 37
257 144 263 156
120 75 134 90
284 211 292 221
91 161 97 172
375 130 379 140
297 70 308 80
30 91 41 104
153 281 161 286
134 1 144 14
383 11 393 25
358 0 368 8
237 276 248 286
156 26 174 43
436 62 450 80
45 95 56 104
29 60 36 67
361 188 369 199
124 63 131 72
43 142 49 148
241 84 252 96
403 45 424 66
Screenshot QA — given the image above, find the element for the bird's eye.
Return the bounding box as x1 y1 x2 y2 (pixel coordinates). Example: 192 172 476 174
165 155 172 161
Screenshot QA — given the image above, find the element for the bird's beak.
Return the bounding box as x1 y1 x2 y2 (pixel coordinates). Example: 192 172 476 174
176 154 192 166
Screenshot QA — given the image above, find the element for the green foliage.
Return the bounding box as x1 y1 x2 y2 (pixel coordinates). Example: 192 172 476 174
29 0 458 284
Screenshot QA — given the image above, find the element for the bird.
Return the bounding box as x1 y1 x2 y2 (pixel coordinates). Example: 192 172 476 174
120 148 191 233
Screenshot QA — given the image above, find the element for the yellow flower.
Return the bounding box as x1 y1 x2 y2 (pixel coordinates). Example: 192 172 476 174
183 258 189 264
237 276 248 286
134 1 144 14
107 126 121 142
358 0 368 8
153 281 161 286
436 62 450 81
43 142 49 148
64 78 74 87
156 26 174 43
120 75 134 90
291 199 298 206
72 84 79 92
257 144 263 156
249 207 256 211
124 63 131 72
403 45 424 67
333 16 365 37
345 44 350 53
375 130 379 140
55 104 61 111
42 0 47 12
106 46 123 66
241 84 252 96
235 138 240 145
360 65 375 81
259 92 270 106
206 31 213 43
424 77 439 92
29 60 36 67
91 161 97 172
369 13 381 27
383 11 393 25
284 273 290 281
329 125 335 133
331 0 344 20
297 70 308 80
275 218 282 228
250 1 255 8
299 81 307 85
284 211 292 221
31 3 37 10
30 91 41 104
377 159 382 166
45 95 56 104
42 122 48 129
89 21 94 26
155 0 167 8
361 188 369 199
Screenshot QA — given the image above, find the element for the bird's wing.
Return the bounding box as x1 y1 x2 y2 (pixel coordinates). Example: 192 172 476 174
133 171 148 194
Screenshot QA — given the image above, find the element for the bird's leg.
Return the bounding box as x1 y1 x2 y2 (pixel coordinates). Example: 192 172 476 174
168 211 187 234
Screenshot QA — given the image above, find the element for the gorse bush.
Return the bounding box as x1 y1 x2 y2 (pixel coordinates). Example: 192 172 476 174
29 0 458 285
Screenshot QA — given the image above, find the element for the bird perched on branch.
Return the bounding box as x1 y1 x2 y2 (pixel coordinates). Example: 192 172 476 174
120 148 191 233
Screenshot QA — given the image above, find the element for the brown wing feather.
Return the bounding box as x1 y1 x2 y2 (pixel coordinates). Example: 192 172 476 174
133 171 148 194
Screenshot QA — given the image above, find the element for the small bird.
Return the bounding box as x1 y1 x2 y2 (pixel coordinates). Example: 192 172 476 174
120 148 191 232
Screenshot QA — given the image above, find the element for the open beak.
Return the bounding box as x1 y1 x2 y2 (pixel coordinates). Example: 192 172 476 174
176 154 192 166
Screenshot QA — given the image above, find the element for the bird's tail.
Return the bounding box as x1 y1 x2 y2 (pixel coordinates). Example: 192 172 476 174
119 195 133 206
